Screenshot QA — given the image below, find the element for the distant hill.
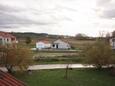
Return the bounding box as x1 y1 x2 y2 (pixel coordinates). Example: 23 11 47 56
10 32 96 41
11 32 48 39
10 32 72 40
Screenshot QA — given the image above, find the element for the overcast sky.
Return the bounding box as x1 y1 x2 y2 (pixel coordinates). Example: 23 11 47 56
0 0 115 36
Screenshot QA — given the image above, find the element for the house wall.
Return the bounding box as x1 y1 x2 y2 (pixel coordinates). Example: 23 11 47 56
52 43 70 49
59 43 68 49
0 36 16 46
0 38 3 45
45 44 51 48
0 32 17 48
3 38 12 45
110 38 115 49
0 36 5 45
7 38 12 44
36 42 51 50
36 42 45 50
52 40 71 49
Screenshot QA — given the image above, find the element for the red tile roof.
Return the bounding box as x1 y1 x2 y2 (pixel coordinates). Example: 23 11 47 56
0 70 26 86
37 40 51 44
0 31 16 39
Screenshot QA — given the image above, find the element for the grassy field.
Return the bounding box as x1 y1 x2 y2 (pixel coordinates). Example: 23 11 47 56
32 51 83 64
68 39 95 50
15 69 115 86
18 38 95 50
17 39 95 65
33 57 83 64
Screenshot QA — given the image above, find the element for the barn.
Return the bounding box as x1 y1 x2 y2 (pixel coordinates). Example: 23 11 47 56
52 39 71 50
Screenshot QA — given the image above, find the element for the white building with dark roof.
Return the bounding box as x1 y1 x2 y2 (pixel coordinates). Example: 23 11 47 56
52 39 71 50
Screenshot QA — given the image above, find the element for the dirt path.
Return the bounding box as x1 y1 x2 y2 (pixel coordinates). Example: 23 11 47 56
28 64 94 70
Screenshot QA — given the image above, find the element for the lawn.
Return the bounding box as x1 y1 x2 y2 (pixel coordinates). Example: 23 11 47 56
15 69 115 86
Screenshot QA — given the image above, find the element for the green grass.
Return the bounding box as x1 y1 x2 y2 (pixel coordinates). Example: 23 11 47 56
32 52 82 64
34 59 82 64
33 56 83 64
15 69 115 86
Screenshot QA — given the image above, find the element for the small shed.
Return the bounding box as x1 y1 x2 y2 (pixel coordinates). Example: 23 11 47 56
52 39 71 49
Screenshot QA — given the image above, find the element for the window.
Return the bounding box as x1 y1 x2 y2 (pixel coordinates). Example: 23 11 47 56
0 38 2 45
7 38 9 42
52 44 55 47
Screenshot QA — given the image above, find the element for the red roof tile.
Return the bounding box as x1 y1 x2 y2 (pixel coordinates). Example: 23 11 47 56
0 70 26 86
0 31 16 39
37 40 50 44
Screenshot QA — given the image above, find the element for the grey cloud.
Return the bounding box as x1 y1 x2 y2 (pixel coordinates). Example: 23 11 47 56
97 0 111 6
0 0 74 30
102 9 115 19
50 14 72 22
29 2 74 22
0 12 39 28
56 5 77 12
0 4 21 12
0 4 56 29
96 0 115 19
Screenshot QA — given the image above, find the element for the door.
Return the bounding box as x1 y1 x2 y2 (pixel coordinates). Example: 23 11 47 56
56 44 58 49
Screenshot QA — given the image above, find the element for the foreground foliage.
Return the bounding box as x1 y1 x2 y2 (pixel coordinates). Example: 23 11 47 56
0 46 32 73
83 40 115 69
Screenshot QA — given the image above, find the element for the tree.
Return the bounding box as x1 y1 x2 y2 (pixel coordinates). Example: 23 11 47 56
112 31 115 37
0 46 32 73
83 40 114 69
75 33 88 40
25 37 31 44
105 32 111 42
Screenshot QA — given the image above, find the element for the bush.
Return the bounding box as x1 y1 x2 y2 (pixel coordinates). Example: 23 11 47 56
83 40 114 69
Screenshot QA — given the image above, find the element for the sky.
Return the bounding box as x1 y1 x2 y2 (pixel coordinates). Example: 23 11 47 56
0 0 115 37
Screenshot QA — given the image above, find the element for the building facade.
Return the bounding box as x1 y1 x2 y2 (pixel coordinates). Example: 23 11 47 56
36 40 51 50
52 39 71 49
0 31 17 47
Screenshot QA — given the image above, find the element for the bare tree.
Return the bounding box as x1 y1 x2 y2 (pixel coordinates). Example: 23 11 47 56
0 46 32 73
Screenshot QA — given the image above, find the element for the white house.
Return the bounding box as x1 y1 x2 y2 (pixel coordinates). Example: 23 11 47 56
36 40 51 50
0 31 17 47
52 39 71 49
110 38 115 49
